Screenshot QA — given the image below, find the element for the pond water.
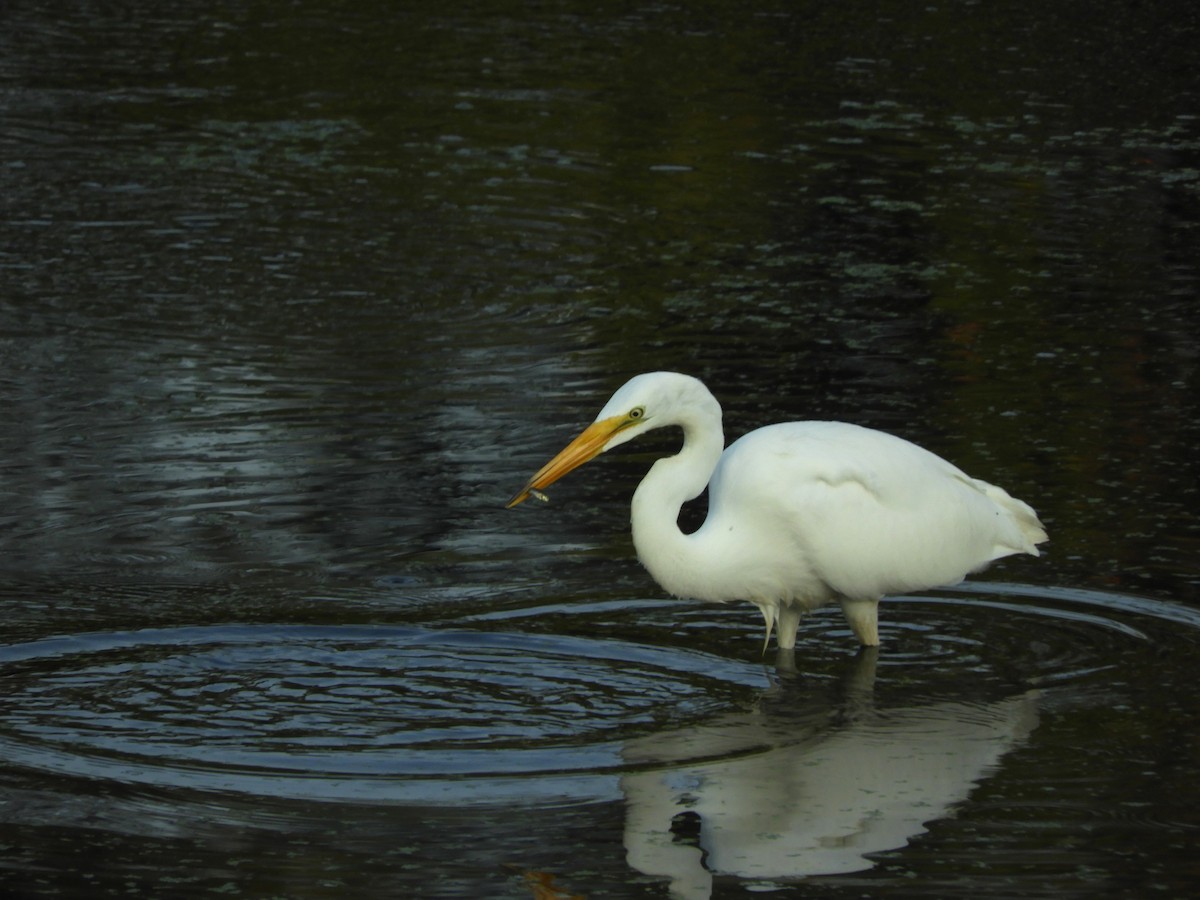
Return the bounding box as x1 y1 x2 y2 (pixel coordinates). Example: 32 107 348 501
2 1 1198 897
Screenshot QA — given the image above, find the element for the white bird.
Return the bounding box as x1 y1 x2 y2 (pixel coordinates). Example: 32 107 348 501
507 372 1047 650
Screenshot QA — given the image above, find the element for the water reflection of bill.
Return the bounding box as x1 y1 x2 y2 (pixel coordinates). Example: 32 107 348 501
621 649 1039 897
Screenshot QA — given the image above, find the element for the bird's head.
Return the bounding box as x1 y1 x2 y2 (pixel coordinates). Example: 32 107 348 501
506 371 715 508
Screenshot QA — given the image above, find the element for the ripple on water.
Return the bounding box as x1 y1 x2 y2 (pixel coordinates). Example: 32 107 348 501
0 624 768 805
0 583 1195 818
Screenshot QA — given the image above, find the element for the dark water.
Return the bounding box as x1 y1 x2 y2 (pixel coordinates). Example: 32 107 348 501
2 1 1198 897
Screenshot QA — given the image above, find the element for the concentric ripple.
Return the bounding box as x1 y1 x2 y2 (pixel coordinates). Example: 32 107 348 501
0 625 767 804
878 582 1198 686
1 583 1195 811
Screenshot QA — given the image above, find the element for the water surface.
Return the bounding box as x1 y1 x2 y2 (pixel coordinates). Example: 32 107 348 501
2 1 1198 897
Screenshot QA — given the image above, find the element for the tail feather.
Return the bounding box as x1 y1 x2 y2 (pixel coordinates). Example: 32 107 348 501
981 482 1048 557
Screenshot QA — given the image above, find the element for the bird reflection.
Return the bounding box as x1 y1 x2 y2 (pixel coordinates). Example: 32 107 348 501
620 650 1038 897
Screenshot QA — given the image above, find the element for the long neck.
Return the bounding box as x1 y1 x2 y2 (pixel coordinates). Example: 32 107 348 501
629 412 725 600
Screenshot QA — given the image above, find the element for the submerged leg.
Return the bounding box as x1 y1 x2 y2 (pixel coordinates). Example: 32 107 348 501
776 604 804 651
839 597 881 647
756 601 808 652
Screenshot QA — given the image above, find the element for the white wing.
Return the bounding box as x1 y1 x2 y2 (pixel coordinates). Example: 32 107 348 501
708 422 1045 602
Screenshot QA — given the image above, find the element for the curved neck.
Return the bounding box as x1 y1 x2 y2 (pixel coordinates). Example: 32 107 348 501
629 414 724 598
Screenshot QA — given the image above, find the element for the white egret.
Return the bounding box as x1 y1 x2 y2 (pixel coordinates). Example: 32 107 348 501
507 372 1047 650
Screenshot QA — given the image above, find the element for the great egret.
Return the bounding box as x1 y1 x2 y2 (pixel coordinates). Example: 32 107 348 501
507 372 1047 649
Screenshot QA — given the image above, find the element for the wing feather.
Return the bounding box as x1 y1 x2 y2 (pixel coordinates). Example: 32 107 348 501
708 422 1046 602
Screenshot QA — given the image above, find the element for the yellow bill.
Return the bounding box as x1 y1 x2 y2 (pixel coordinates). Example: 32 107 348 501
506 415 628 508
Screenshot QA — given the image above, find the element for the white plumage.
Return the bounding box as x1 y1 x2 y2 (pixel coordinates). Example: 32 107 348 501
508 372 1046 650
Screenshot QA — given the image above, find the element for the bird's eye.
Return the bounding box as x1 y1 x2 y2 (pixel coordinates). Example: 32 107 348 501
628 406 645 420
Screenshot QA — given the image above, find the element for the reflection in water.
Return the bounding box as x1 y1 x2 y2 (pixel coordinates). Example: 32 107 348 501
0 586 1198 896
0 617 1039 895
622 650 1038 895
1 0 1197 895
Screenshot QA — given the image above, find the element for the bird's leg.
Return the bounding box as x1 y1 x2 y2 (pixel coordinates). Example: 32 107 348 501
839 598 881 647
776 604 803 651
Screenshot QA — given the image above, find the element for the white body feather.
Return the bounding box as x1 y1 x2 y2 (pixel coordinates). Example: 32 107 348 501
606 374 1047 649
